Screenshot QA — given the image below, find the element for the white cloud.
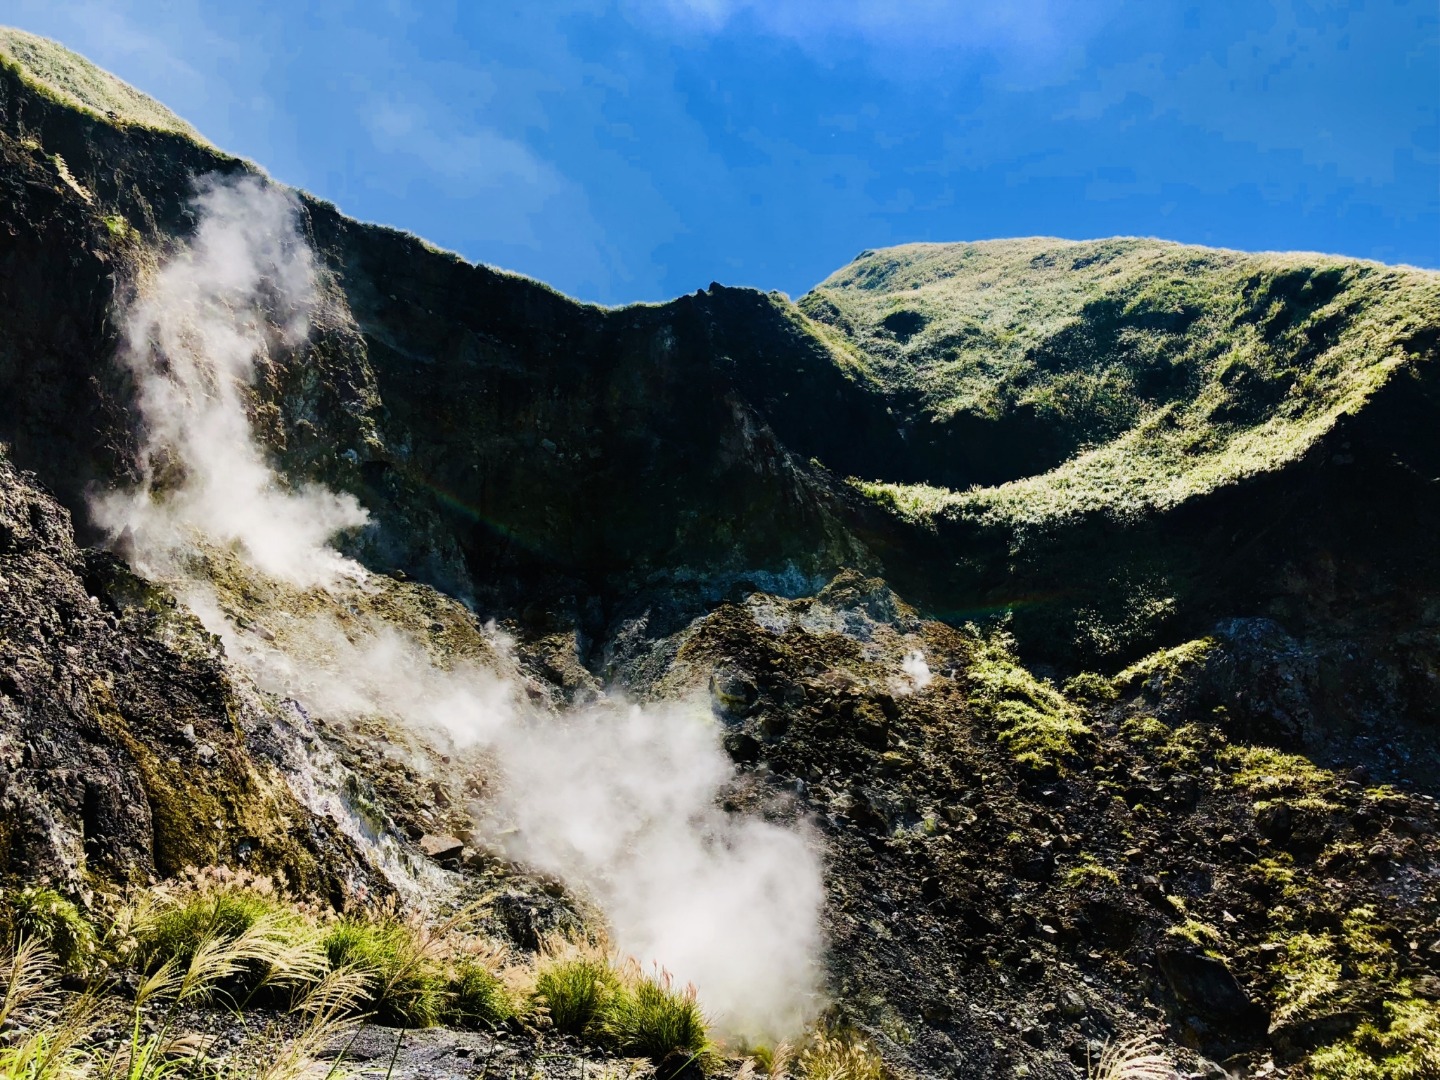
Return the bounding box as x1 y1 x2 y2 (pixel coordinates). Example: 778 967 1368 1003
367 98 558 190
1057 0 1436 185
636 0 1116 60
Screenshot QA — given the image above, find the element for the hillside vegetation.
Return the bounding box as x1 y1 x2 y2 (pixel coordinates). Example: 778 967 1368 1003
802 238 1439 529
0 27 206 142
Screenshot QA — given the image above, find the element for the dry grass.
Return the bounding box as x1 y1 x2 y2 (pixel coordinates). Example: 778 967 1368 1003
1088 1036 1178 1080
0 25 207 142
0 939 105 1079
0 931 368 1080
795 1030 887 1080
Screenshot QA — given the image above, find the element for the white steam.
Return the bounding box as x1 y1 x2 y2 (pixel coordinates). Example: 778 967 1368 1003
94 175 825 1041
901 649 932 692
93 176 367 586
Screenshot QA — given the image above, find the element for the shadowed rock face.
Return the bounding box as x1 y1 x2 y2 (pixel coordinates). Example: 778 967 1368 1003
0 451 375 897
4 54 1439 682
0 54 875 618
1 30 1439 1079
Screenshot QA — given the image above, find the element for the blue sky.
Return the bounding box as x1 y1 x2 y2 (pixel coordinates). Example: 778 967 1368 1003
7 1 1438 304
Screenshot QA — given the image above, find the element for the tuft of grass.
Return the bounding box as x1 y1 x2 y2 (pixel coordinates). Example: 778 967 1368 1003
964 628 1092 775
531 941 712 1065
447 955 518 1028
1062 671 1120 704
2 888 98 976
597 967 709 1063
745 1043 794 1079
1165 920 1223 956
1270 929 1346 1029
136 887 283 969
101 213 133 239
1219 744 1333 797
125 870 324 1007
1087 1035 1177 1080
797 1029 887 1080
323 913 448 1027
0 931 364 1080
1112 638 1218 698
1062 854 1121 889
0 939 102 1080
533 951 618 1035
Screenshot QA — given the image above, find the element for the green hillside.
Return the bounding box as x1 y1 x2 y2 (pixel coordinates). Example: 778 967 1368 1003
0 26 206 142
801 239 1440 530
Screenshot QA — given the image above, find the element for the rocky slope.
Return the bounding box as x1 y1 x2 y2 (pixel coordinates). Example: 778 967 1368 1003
0 25 1437 1080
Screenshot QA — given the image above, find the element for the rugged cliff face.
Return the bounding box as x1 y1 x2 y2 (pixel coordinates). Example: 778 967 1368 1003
0 26 1437 1080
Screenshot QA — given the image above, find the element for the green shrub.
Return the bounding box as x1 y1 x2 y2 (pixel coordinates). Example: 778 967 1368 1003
1062 671 1119 704
139 887 284 969
130 879 325 1008
447 957 516 1028
1 888 97 975
533 955 616 1035
324 916 447 1027
597 971 709 1062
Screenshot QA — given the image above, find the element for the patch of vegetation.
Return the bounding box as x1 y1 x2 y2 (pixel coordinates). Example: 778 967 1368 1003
323 912 448 1027
133 871 307 973
1119 718 1212 773
533 949 617 1034
1087 1035 1176 1080
0 887 98 975
447 955 519 1027
1165 919 1222 956
814 239 1440 533
0 929 363 1080
1062 670 1120 705
1271 930 1345 1028
1220 744 1332 794
1112 637 1218 698
0 26 207 142
1265 907 1440 1079
101 213 132 239
1250 854 1300 899
964 628 1093 775
530 942 713 1064
1062 854 1121 889
597 967 709 1062
797 1028 889 1080
1307 997 1440 1080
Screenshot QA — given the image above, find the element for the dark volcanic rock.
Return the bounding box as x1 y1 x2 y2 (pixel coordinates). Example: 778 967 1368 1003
1157 947 1264 1033
0 452 368 895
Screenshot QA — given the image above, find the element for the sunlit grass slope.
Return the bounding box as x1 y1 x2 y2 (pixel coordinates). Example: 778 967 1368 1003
801 238 1440 531
0 26 206 143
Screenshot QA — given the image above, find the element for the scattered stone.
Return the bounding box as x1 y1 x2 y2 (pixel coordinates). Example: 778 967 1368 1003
709 665 758 718
1157 947 1262 1031
418 833 464 865
723 730 761 763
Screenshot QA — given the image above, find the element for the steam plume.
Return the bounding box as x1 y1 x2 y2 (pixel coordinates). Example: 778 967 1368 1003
93 175 367 585
93 174 825 1040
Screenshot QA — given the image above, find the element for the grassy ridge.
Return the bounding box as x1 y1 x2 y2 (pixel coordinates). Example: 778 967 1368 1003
801 238 1440 531
0 26 206 142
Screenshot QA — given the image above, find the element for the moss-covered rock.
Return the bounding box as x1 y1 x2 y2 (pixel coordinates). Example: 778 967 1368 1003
0 450 368 896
